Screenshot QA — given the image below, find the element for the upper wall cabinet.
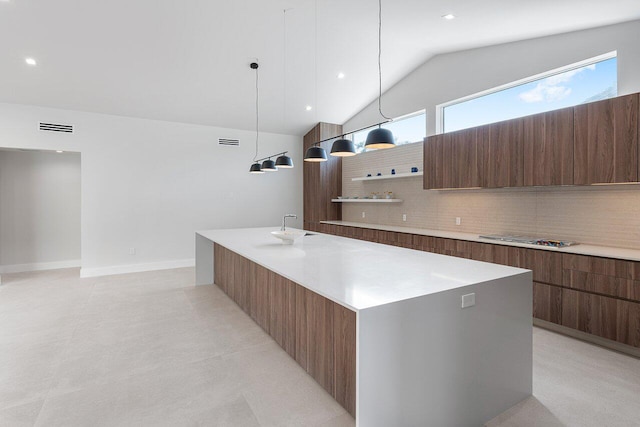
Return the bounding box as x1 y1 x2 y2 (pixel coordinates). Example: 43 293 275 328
424 127 485 189
424 92 640 190
574 93 639 185
524 107 574 186
483 118 525 188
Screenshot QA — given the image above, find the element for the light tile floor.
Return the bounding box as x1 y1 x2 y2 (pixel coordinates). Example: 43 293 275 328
1 268 639 426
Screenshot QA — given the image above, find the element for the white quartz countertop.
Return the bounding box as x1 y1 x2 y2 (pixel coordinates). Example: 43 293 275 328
197 227 528 311
321 221 640 262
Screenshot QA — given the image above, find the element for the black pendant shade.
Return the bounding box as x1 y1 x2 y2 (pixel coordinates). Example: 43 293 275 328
304 146 328 162
249 162 264 174
261 159 277 171
364 127 395 150
275 154 294 168
330 138 356 157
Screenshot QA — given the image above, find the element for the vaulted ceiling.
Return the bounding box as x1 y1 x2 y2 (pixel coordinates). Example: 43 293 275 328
2 0 640 135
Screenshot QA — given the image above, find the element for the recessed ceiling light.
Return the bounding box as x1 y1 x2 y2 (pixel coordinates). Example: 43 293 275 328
337 72 345 79
25 57 37 66
56 150 63 153
305 105 312 111
442 14 455 20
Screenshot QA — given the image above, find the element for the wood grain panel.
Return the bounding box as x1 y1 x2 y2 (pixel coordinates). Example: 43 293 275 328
285 279 297 359
254 265 271 333
307 290 335 395
269 273 289 349
423 134 444 189
484 118 524 188
215 245 358 410
295 284 308 370
214 243 223 291
449 127 484 188
617 299 640 347
524 107 574 186
523 249 563 286
303 122 343 230
333 304 356 417
533 282 562 324
574 93 639 184
562 289 618 342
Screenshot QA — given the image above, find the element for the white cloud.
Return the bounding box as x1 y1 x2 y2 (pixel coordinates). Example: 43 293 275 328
519 63 594 103
519 83 572 103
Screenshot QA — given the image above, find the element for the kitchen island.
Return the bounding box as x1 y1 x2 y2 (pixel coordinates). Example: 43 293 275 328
195 227 532 426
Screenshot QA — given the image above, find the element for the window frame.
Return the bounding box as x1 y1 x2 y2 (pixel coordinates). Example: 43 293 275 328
435 51 617 134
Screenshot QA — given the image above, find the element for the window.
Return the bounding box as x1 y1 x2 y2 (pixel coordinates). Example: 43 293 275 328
440 53 617 133
349 110 426 153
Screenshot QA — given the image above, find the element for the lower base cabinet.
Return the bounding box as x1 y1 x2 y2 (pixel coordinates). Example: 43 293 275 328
214 243 356 416
562 289 640 346
533 282 562 325
321 223 640 349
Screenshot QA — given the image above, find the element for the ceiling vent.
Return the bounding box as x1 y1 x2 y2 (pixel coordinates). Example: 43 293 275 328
39 122 73 133
218 138 239 146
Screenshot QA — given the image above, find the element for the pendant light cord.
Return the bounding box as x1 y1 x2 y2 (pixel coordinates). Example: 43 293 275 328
253 64 259 162
378 0 391 121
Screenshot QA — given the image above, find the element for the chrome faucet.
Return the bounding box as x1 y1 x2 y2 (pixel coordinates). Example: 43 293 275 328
281 214 297 231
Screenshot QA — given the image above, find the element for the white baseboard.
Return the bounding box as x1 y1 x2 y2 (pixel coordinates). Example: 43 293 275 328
80 258 195 278
0 259 81 274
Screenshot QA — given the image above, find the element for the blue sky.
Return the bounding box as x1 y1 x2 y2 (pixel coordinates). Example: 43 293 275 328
444 57 617 132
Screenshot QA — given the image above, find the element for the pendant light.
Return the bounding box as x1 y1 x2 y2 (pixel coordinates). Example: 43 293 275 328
304 0 329 163
249 162 264 174
262 158 277 171
330 138 356 157
276 154 294 168
248 62 263 173
304 145 328 162
246 58 295 173
364 0 395 150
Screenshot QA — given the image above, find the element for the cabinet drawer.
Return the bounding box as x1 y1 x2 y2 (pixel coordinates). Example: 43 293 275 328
533 282 562 324
562 289 640 347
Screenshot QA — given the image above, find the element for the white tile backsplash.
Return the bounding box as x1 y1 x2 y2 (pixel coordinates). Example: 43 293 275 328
342 143 640 249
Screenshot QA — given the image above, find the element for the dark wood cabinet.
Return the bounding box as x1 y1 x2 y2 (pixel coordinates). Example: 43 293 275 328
574 93 639 184
323 224 640 349
533 282 562 324
303 122 343 229
562 289 619 342
524 107 574 186
562 254 640 303
424 127 484 189
483 118 525 188
424 93 640 189
423 133 444 189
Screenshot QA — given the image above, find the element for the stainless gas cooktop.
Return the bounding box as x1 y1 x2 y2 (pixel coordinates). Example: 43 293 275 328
479 234 577 247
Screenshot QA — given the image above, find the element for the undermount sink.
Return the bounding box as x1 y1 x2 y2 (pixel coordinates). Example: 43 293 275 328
271 230 306 245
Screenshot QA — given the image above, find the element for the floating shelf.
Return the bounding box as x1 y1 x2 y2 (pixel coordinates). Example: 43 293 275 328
331 198 403 203
352 171 423 181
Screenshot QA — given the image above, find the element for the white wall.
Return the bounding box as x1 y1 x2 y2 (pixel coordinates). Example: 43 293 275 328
344 19 640 136
0 150 81 271
0 102 303 277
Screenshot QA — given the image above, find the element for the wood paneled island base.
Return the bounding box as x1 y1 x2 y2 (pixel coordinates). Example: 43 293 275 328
196 228 532 426
214 243 356 416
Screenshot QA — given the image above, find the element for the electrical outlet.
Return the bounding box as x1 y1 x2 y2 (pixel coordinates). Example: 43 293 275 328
461 293 475 308
402 214 407 222
129 247 136 255
455 217 461 226
362 211 366 219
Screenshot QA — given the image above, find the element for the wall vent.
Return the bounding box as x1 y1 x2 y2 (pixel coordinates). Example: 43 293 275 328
39 122 73 133
218 138 239 146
